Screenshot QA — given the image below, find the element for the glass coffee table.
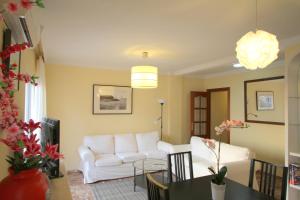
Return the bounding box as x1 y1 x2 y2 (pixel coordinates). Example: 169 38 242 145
132 158 168 192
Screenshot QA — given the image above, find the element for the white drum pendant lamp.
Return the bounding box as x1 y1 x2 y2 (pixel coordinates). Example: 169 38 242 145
131 52 158 89
235 0 279 70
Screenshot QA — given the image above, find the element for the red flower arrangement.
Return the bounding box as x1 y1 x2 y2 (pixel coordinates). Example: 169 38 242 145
6 0 45 14
0 43 63 173
7 2 18 13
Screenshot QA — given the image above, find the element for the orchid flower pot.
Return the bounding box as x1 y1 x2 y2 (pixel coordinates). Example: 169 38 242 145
0 168 48 200
211 181 226 200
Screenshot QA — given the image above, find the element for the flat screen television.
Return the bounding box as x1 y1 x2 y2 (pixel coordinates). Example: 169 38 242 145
41 118 63 178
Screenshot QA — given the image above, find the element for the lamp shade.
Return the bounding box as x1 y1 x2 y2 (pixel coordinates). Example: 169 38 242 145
131 66 158 88
235 30 279 70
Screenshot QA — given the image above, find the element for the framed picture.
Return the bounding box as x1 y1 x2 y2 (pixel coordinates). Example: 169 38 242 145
93 85 133 114
256 91 274 111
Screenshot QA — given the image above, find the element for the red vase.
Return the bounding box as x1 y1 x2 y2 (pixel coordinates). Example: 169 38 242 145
0 168 48 200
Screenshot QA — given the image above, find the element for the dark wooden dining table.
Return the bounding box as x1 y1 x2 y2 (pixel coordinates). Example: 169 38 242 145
168 175 271 200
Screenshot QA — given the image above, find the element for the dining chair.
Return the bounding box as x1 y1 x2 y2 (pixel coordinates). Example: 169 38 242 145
248 158 288 200
167 151 194 183
146 173 169 200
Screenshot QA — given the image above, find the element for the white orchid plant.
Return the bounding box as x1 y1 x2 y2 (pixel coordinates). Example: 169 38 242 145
203 120 248 185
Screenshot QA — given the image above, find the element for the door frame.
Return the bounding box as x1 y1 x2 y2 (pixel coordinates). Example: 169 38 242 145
207 87 231 143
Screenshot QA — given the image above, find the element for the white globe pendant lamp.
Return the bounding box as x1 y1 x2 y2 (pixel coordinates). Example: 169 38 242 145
235 0 279 70
131 52 158 89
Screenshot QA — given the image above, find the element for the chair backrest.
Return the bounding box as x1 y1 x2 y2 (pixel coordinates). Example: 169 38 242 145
146 173 169 200
248 159 288 200
167 151 194 183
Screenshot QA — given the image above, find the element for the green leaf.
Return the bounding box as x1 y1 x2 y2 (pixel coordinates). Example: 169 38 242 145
0 82 8 88
215 166 227 184
36 0 45 8
17 140 25 148
9 90 15 97
5 158 14 165
208 166 216 175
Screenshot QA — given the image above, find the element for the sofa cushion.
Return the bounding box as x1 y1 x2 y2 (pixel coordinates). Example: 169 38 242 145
136 131 159 152
116 152 146 163
190 136 216 162
143 150 167 160
216 142 250 164
84 135 114 154
115 134 138 153
95 154 122 167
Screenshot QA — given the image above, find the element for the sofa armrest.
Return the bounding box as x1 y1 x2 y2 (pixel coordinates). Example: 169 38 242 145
78 145 95 167
157 141 173 153
157 141 191 154
172 144 191 153
218 142 252 163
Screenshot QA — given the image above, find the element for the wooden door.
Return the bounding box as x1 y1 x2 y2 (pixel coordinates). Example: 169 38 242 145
190 92 209 138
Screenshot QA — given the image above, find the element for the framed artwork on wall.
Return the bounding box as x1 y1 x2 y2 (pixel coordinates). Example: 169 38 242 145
93 84 133 114
256 91 274 111
244 76 284 125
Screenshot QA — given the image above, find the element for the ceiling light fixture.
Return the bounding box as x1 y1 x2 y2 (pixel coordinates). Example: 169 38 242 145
235 0 279 70
131 52 158 89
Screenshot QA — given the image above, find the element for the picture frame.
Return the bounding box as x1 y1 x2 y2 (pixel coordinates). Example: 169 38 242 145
244 76 284 125
93 84 133 114
256 91 274 111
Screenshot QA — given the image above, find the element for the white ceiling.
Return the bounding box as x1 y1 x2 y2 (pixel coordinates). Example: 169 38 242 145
32 0 300 75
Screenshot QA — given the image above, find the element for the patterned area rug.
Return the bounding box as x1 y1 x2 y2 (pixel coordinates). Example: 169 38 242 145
90 178 147 200
67 171 95 200
67 171 147 200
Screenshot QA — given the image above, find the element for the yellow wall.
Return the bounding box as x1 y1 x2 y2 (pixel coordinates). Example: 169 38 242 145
0 22 37 179
203 66 285 164
210 91 229 142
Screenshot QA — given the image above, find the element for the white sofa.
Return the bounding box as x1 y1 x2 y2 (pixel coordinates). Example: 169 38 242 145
78 131 172 183
169 136 256 187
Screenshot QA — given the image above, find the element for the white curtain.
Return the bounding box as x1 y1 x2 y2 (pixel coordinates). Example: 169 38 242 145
24 56 47 138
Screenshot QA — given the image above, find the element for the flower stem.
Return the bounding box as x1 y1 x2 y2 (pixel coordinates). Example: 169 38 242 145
217 135 221 174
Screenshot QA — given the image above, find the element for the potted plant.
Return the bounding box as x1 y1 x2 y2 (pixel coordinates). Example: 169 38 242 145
0 43 63 199
203 120 247 200
0 2 63 198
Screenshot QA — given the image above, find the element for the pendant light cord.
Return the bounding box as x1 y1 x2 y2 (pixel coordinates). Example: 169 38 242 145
142 52 148 59
255 0 258 31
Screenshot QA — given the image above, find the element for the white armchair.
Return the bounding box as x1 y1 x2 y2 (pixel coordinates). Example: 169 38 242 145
170 136 255 187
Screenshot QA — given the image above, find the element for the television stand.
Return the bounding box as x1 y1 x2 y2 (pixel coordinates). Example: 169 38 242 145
49 171 64 179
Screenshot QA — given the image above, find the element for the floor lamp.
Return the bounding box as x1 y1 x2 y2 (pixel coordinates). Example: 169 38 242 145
158 99 165 140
